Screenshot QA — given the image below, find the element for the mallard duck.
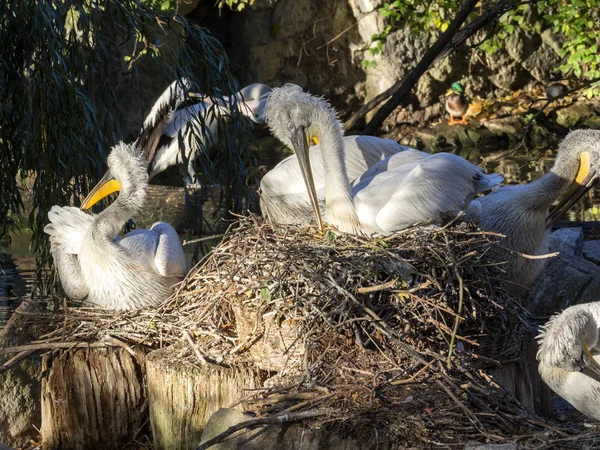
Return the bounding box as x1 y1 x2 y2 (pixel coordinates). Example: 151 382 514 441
446 82 469 126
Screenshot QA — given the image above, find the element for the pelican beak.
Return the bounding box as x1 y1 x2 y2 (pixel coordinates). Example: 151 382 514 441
579 334 600 383
546 152 600 229
80 170 120 210
290 126 324 232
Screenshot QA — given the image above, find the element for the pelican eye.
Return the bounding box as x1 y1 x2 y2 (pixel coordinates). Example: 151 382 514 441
311 136 319 146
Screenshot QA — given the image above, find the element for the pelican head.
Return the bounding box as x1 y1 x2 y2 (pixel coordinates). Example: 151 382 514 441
546 130 600 227
81 142 147 215
264 84 359 233
538 304 600 382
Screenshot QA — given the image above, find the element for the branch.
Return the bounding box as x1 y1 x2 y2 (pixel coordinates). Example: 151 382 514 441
0 341 114 356
360 0 479 135
344 0 523 133
196 409 328 450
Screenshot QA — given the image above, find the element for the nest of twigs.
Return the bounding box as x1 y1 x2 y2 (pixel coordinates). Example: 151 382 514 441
22 213 551 446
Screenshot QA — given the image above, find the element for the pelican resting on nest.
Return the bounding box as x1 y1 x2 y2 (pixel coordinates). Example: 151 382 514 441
262 84 503 235
259 135 415 226
145 80 272 185
45 142 187 310
263 85 600 290
537 302 600 420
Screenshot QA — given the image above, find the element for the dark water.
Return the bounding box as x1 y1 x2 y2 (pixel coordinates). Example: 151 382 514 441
2 140 598 328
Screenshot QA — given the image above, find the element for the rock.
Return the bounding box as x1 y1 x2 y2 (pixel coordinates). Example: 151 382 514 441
484 117 523 138
0 301 44 448
555 103 595 128
540 28 564 56
583 240 600 265
200 408 364 450
529 228 600 315
464 444 517 450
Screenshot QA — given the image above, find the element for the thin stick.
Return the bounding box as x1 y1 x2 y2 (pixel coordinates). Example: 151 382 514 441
183 234 225 246
183 331 208 366
356 279 397 294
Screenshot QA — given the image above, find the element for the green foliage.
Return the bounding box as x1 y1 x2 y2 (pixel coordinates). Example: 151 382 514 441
140 0 177 11
216 0 255 12
367 0 600 96
0 0 252 288
362 0 457 67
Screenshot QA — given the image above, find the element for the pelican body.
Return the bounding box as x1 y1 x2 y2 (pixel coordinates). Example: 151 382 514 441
259 135 413 226
466 130 600 288
45 143 187 310
146 82 272 184
263 84 502 235
537 302 600 420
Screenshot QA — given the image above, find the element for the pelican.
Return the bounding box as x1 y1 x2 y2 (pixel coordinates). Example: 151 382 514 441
537 302 600 420
259 135 417 226
262 84 503 235
465 130 600 288
145 81 273 184
44 82 188 310
44 142 187 310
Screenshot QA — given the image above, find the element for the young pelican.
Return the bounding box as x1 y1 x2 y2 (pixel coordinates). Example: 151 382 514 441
465 130 600 288
45 142 187 310
146 81 272 184
263 84 502 235
537 302 600 420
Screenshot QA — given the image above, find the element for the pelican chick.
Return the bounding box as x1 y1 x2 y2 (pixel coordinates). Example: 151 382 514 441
263 84 502 235
537 302 600 420
45 143 187 310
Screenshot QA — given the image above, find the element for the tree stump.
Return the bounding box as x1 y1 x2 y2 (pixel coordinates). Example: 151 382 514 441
41 347 147 450
146 346 267 450
488 332 552 417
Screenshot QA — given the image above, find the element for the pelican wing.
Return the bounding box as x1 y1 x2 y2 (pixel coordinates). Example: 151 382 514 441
150 222 187 278
44 206 94 255
353 153 502 233
118 222 187 279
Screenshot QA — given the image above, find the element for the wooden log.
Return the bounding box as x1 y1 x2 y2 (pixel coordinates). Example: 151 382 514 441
146 346 267 450
232 304 305 373
488 333 552 417
41 347 147 450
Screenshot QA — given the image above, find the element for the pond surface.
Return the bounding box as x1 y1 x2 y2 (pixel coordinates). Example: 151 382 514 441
2 138 598 329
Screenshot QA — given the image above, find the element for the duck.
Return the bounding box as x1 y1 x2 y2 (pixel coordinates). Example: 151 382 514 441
446 82 469 126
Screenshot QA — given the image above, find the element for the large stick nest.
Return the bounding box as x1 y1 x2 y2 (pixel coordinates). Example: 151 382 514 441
25 215 588 446
34 215 539 444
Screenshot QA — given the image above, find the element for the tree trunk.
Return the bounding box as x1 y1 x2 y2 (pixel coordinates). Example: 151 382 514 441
488 333 552 417
146 346 267 450
41 347 147 450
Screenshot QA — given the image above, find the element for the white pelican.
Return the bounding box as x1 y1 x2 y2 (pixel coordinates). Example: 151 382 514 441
262 84 502 235
537 302 600 420
44 142 187 310
465 130 600 288
259 135 420 226
145 81 273 184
